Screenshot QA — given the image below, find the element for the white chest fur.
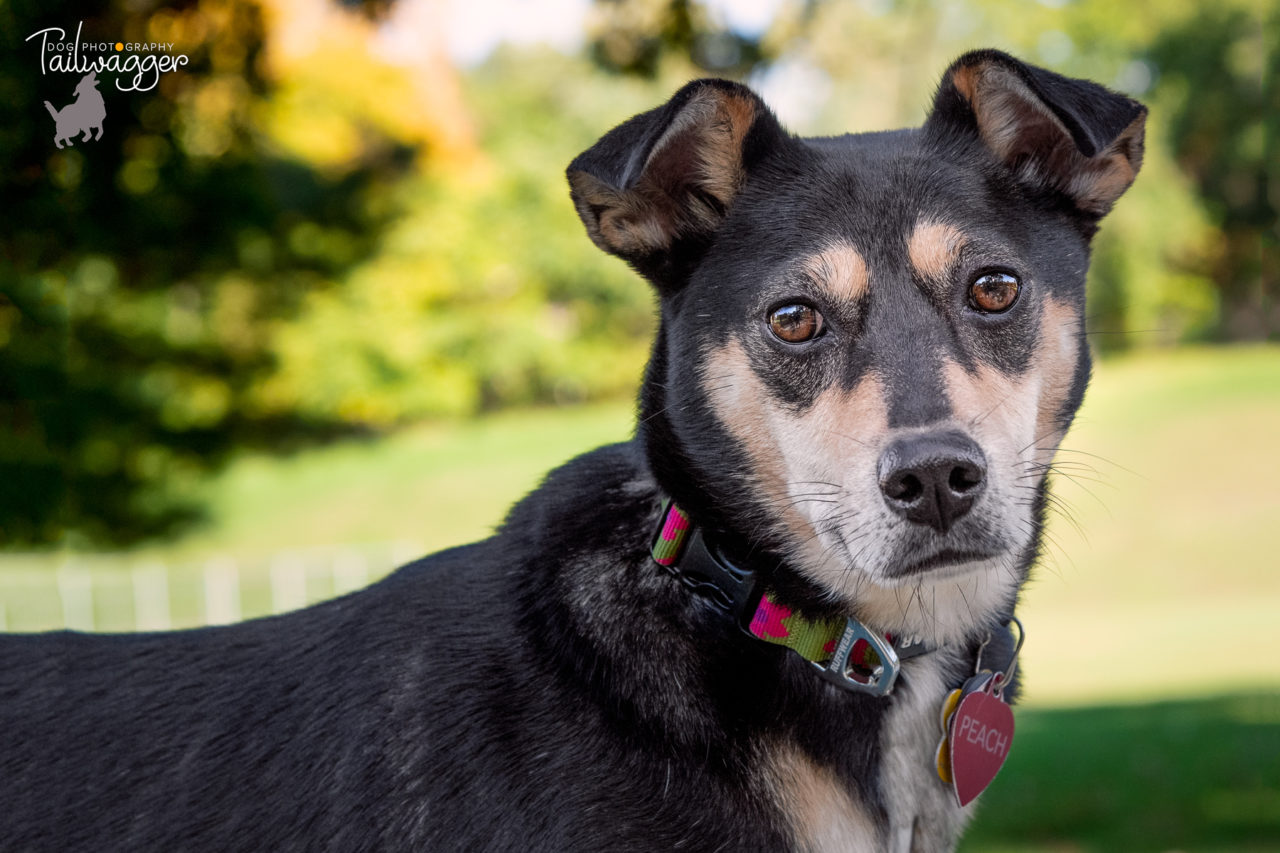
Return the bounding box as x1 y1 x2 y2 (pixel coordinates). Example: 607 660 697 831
880 651 973 853
766 651 972 853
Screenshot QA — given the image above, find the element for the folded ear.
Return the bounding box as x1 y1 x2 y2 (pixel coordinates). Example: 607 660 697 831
567 79 786 284
926 49 1147 218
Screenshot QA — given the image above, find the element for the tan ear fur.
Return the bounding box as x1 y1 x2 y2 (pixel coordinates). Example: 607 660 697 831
568 88 759 258
950 62 1146 215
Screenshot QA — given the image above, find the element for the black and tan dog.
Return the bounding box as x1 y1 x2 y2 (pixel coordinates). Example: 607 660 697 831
1 49 1144 851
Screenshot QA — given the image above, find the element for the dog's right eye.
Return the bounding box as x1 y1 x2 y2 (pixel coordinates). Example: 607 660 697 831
767 304 824 343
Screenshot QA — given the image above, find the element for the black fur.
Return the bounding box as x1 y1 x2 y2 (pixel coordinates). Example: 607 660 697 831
1 49 1144 851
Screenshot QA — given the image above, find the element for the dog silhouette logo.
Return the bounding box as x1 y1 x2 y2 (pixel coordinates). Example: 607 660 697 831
44 71 106 149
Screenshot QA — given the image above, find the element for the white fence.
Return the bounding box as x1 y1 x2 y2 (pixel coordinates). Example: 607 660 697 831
0 541 425 634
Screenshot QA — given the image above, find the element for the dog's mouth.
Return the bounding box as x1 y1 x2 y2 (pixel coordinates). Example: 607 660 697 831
888 547 1000 578
816 509 1020 586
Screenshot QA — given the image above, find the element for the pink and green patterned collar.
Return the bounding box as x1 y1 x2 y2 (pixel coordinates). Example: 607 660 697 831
651 500 932 696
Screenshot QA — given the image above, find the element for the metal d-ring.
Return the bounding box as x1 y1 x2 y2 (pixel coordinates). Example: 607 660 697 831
1002 615 1025 686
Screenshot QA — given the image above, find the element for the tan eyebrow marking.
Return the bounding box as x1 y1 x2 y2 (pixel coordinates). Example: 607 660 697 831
800 240 869 303
908 220 967 282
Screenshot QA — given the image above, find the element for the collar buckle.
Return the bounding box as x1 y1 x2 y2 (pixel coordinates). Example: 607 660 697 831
657 522 762 617
810 617 902 697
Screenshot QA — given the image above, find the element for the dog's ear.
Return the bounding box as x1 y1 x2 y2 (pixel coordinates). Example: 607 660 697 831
567 79 786 285
926 49 1147 218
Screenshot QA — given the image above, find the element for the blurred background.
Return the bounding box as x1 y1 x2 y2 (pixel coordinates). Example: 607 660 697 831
1 0 1276 848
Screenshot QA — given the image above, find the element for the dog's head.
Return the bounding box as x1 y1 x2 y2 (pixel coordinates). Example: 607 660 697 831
76 72 99 95
568 50 1145 645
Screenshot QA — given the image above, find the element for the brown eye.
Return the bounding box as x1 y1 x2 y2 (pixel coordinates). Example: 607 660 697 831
768 303 824 343
969 273 1020 313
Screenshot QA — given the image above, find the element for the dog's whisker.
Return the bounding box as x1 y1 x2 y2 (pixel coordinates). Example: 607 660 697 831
968 384 1022 429
1017 424 1071 457
821 428 872 448
1050 446 1144 479
952 579 976 629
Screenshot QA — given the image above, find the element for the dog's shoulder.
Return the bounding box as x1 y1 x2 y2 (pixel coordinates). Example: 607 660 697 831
501 441 654 541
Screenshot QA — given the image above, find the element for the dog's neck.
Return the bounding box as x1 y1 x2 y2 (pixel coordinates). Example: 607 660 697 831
650 498 936 697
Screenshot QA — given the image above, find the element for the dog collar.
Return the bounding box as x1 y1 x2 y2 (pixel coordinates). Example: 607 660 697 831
651 500 931 696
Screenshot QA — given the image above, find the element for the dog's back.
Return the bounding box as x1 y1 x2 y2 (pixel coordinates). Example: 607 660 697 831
3 445 810 850
2 544 484 849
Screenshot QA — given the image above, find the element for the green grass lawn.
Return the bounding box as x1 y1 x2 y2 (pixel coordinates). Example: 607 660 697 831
2 344 1278 849
183 400 638 557
0 402 637 631
961 692 1280 852
1013 345 1280 705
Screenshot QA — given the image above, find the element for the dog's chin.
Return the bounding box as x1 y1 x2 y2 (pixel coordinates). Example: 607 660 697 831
849 552 1023 646
790 529 1025 645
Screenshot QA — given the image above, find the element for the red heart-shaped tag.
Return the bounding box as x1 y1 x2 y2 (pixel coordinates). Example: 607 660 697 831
948 687 1014 807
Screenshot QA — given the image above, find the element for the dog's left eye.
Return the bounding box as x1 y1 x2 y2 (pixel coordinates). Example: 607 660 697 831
969 272 1020 313
768 304 824 343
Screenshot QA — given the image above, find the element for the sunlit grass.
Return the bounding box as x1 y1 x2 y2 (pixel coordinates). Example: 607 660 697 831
0 402 635 632
186 400 636 556
1016 344 1280 705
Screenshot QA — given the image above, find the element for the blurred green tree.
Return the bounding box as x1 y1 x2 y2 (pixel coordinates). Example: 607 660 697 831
587 0 778 76
0 0 428 546
254 48 659 426
1147 5 1278 339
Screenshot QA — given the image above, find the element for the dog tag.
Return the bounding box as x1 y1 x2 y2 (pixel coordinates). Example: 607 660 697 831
947 675 1015 807
934 687 961 783
934 672 991 784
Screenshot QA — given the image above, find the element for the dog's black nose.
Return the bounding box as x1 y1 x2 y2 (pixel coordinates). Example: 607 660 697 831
878 431 987 533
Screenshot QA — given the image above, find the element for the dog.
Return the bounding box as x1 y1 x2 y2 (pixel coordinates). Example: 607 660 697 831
1 49 1144 851
44 72 107 149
